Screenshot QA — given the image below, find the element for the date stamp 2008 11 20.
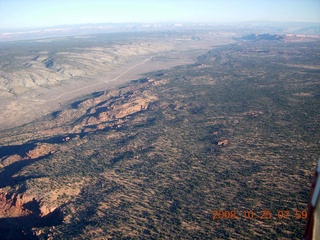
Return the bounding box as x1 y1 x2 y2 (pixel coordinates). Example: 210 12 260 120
212 210 308 220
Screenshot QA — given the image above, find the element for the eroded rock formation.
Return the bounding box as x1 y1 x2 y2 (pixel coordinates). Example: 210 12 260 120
0 191 58 218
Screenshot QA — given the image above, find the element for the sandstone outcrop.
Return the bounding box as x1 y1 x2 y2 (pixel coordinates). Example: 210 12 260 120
0 191 33 218
26 143 56 159
0 190 62 222
218 140 228 147
0 191 56 218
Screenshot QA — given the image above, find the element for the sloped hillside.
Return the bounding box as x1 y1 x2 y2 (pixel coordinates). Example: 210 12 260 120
0 40 319 239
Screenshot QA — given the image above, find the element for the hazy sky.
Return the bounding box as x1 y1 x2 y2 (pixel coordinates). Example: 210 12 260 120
0 0 319 29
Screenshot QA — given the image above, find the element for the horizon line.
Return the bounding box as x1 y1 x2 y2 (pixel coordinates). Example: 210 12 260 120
1 20 320 31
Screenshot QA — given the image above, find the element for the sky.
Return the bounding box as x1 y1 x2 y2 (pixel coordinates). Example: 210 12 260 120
0 0 319 29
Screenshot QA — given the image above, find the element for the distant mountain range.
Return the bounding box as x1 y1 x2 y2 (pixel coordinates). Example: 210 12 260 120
0 21 319 42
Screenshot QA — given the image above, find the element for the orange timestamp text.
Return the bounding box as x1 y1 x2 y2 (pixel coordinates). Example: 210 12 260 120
212 210 308 220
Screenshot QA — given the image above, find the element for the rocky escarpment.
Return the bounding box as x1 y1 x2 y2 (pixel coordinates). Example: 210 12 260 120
0 191 63 239
0 191 35 218
0 191 59 218
0 39 319 239
1 77 166 144
0 76 166 235
0 143 57 168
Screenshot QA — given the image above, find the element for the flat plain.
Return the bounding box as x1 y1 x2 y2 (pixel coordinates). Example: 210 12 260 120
0 31 233 130
0 29 319 239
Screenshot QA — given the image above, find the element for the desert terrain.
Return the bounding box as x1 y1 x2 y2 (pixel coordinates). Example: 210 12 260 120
0 31 234 130
0 29 319 239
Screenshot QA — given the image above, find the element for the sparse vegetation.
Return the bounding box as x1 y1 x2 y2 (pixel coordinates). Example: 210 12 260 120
0 37 319 239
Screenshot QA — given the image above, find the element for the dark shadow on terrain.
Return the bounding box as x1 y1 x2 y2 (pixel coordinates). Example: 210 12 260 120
93 106 108 116
51 110 61 118
130 77 149 84
43 58 54 69
71 99 87 109
59 184 104 239
0 143 37 158
0 155 48 188
0 207 63 240
91 91 105 98
133 117 157 128
0 132 86 159
110 151 134 165
70 91 105 109
0 132 86 160
93 99 110 108
0 224 38 240
23 199 41 216
28 132 87 145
